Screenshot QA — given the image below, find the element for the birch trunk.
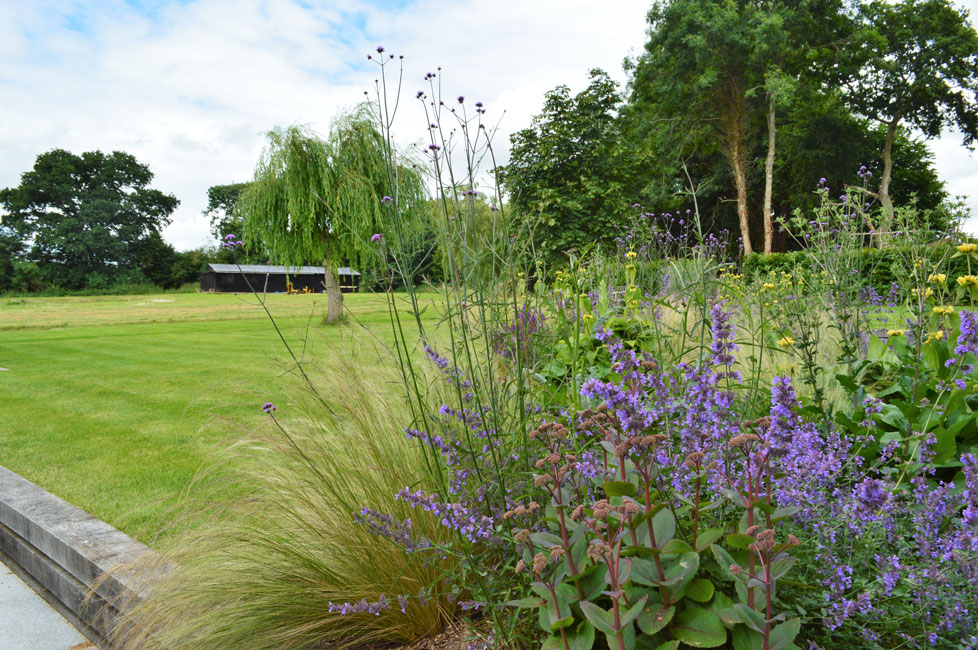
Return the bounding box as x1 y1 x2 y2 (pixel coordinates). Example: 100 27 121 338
874 120 898 249
731 127 753 256
763 94 776 254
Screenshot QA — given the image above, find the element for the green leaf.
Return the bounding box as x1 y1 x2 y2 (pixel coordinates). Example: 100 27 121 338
619 595 649 628
770 506 800 523
637 604 675 636
604 480 636 498
652 508 676 548
710 544 742 580
654 642 680 650
695 528 724 551
604 623 636 650
686 578 715 603
734 603 765 634
726 533 754 549
770 555 797 581
579 601 616 635
710 591 738 625
532 531 564 548
769 617 801 650
731 624 764 650
661 538 692 554
880 403 910 432
551 616 576 632
571 620 596 650
671 606 727 648
507 596 547 608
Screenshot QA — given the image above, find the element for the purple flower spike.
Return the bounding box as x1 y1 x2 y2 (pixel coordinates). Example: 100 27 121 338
261 402 276 413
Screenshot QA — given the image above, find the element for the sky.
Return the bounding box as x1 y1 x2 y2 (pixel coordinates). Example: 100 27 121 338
1 0 976 251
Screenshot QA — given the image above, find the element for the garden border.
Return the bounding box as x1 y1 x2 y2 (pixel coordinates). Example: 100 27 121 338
0 464 164 647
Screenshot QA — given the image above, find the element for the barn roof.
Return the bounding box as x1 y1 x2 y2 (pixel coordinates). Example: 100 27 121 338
206 264 360 276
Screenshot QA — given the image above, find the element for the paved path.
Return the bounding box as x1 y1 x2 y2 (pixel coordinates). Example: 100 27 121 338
0 560 93 650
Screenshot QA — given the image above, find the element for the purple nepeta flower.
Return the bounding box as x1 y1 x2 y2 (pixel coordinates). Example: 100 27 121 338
396 488 494 543
355 508 431 553
955 311 978 361
328 594 390 616
709 301 740 379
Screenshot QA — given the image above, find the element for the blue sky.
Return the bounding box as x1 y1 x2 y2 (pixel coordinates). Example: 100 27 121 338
1 0 976 249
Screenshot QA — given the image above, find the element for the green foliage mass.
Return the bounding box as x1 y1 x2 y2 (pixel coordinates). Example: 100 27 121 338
0 149 179 290
503 70 641 262
239 104 426 268
742 241 978 293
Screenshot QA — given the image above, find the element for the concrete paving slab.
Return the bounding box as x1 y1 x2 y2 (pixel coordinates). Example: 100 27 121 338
0 560 93 650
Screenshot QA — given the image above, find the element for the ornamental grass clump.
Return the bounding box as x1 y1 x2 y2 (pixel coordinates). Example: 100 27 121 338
112 356 455 650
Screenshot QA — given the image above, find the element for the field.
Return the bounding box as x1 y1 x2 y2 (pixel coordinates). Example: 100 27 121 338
0 291 438 543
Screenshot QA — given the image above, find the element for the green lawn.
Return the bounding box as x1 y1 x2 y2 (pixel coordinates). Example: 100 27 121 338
0 291 438 544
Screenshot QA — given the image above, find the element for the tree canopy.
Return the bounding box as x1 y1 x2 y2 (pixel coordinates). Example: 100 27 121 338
841 0 978 240
503 70 641 262
238 104 426 321
504 0 965 259
0 149 178 289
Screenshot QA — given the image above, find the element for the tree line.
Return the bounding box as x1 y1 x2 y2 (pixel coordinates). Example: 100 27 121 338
503 0 978 258
2 0 976 295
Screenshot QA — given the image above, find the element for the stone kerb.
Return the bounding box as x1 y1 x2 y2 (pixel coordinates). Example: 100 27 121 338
0 464 163 644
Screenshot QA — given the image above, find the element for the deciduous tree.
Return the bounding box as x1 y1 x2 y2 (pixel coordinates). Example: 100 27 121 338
503 70 640 261
0 149 178 289
238 104 425 322
842 0 978 245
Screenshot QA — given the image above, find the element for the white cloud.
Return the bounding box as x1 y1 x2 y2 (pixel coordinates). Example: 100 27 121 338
1 0 976 248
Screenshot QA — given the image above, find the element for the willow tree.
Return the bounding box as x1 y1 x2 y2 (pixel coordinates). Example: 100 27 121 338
239 105 425 322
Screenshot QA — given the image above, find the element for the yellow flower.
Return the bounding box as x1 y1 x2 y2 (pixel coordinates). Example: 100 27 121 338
763 283 776 290
581 313 594 321
958 275 978 288
929 273 947 285
625 251 638 259
777 336 795 348
912 287 935 298
957 243 977 253
934 305 954 316
887 329 905 337
929 330 945 341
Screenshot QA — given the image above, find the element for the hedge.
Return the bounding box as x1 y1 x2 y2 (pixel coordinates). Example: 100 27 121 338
741 242 978 294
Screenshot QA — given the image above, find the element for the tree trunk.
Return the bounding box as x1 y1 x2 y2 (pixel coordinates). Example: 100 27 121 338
322 256 343 324
731 126 753 256
763 94 776 255
874 120 898 249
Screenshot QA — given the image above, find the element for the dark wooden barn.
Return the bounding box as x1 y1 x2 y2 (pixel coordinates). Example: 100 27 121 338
200 264 361 293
